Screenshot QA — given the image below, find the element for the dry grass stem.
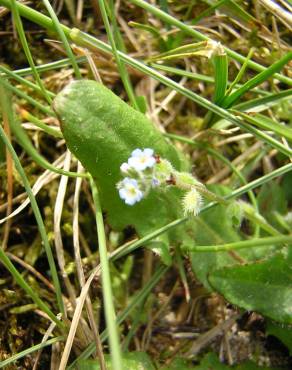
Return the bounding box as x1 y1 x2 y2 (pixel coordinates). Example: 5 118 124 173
0 154 65 223
72 162 106 369
53 150 77 308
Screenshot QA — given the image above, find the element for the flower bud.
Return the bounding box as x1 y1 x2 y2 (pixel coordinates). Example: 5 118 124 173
182 188 203 216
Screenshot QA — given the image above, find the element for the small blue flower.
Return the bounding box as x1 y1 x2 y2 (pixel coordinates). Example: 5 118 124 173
118 177 143 205
128 148 156 171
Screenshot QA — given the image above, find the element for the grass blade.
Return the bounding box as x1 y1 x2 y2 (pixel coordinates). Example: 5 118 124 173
96 0 140 110
234 88 292 112
0 85 65 321
225 47 255 96
0 336 64 368
42 0 82 79
90 177 122 370
10 0 52 104
232 110 292 142
222 51 292 108
0 77 54 116
0 64 55 98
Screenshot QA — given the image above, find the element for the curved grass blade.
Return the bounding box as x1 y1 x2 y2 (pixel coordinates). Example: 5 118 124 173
10 0 52 104
0 336 64 368
232 110 292 142
222 51 292 108
42 0 81 79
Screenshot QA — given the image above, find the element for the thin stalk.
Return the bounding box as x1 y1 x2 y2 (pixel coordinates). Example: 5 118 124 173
0 123 65 321
122 305 144 350
225 47 255 96
3 82 88 178
224 163 292 201
19 108 63 138
150 63 269 95
234 88 292 112
0 238 62 328
191 0 229 24
107 0 126 53
0 65 55 98
90 177 122 370
14 56 87 77
183 234 292 252
243 210 280 237
10 0 52 104
232 110 292 142
97 0 139 110
0 77 54 116
42 0 82 79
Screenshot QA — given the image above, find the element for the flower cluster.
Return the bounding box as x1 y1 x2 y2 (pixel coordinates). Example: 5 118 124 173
117 147 206 217
117 148 158 206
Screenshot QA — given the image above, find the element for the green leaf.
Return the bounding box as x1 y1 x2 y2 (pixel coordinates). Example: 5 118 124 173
266 320 292 355
54 80 187 236
78 352 155 370
209 253 292 324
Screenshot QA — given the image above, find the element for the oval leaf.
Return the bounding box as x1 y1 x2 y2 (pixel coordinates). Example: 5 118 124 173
209 253 292 324
53 80 187 235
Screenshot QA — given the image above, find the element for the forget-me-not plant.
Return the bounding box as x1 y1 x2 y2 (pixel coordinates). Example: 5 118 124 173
117 148 207 216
